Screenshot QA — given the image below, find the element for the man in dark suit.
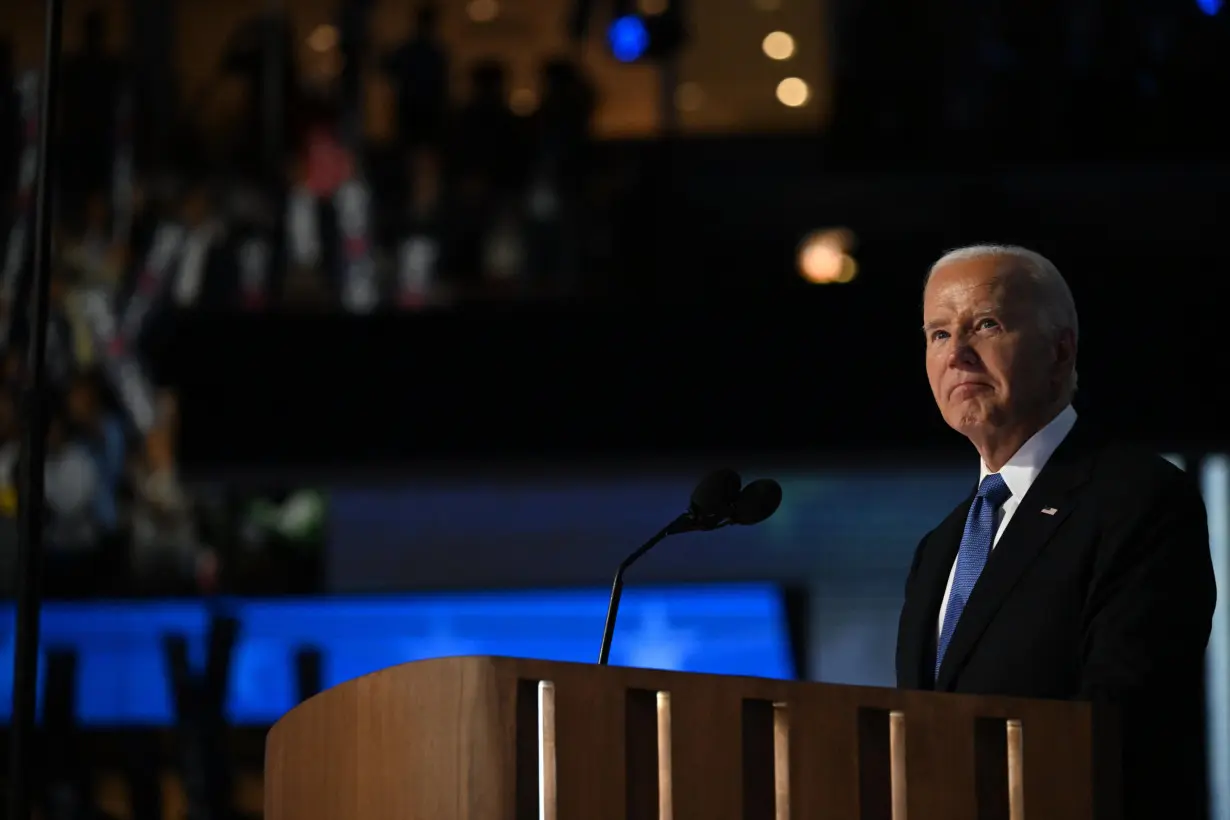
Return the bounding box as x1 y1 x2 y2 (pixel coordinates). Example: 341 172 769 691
897 244 1215 819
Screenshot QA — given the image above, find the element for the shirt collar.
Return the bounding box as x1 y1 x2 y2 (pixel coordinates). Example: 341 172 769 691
979 404 1078 502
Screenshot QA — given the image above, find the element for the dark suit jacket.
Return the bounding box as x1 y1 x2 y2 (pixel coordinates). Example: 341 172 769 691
896 421 1216 819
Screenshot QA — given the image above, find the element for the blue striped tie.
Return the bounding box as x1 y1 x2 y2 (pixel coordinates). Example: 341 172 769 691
935 472 1012 680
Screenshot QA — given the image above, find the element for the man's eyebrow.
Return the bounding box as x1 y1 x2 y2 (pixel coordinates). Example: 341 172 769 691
921 320 945 335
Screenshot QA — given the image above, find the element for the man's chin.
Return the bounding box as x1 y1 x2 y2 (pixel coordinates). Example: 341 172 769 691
944 405 994 434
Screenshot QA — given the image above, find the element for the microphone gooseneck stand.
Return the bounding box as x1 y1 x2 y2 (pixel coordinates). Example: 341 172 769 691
597 513 714 666
9 0 64 818
595 475 783 667
596 523 672 666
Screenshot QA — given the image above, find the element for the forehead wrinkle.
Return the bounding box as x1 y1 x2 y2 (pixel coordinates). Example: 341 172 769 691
925 267 1012 318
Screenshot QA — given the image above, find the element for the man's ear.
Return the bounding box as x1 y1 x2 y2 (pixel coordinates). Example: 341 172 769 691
1054 327 1077 378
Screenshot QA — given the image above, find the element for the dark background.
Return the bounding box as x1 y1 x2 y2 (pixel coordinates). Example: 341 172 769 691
163 151 1230 465
2 0 1230 817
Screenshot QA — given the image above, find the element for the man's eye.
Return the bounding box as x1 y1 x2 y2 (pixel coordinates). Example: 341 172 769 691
930 330 949 342
976 318 999 330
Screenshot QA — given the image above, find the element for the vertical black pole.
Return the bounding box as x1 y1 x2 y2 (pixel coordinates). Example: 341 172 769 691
8 0 63 817
657 56 679 138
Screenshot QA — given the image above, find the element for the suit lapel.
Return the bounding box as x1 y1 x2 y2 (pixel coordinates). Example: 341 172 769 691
899 496 971 689
934 424 1096 690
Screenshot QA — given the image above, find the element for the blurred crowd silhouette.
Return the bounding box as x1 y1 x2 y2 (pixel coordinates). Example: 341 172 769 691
2 0 1226 318
1 3 601 319
0 344 325 599
0 3 598 600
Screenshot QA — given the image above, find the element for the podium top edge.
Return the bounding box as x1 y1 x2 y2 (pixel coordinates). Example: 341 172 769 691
268 655 1094 739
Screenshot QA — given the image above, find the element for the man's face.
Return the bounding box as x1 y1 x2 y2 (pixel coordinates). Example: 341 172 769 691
922 257 1070 438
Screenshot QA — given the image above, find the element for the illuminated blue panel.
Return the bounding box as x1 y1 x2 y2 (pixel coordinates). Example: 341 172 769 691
0 601 210 724
0 584 794 726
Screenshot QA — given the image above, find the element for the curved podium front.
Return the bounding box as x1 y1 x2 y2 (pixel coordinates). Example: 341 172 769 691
264 655 1119 820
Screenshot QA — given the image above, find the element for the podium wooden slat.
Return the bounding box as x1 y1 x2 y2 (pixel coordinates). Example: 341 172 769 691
552 669 627 820
902 698 980 820
786 684 864 818
665 679 745 820
264 656 1120 820
1011 704 1095 820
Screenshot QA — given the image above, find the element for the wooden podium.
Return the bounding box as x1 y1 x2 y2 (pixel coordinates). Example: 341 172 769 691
264 655 1120 820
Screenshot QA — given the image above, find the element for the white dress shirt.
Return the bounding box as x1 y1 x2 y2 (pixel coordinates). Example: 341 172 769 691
936 404 1078 637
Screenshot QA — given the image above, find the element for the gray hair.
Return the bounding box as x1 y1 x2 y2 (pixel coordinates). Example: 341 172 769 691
926 244 1079 396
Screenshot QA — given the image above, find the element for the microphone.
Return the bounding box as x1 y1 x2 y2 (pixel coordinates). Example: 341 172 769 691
597 469 742 665
730 478 783 526
699 478 784 531
673 467 743 534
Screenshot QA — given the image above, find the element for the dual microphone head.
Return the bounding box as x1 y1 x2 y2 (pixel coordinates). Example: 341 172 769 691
674 468 783 534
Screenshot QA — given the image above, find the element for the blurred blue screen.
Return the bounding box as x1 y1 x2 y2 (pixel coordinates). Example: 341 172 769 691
0 584 795 726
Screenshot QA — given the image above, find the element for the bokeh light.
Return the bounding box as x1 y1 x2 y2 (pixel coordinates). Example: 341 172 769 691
762 32 795 60
798 228 858 284
776 77 810 107
466 0 500 23
609 16 650 62
306 25 338 53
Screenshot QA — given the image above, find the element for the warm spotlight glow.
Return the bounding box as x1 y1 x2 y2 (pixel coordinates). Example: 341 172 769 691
638 0 668 14
675 82 705 112
306 24 338 53
798 229 858 284
510 88 538 115
776 77 810 107
466 0 499 22
762 31 795 60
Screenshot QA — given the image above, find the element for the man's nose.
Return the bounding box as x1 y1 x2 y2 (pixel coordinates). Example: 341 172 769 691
948 336 980 368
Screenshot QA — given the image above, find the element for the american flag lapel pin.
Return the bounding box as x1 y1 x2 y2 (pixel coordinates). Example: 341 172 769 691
1041 507 1058 516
